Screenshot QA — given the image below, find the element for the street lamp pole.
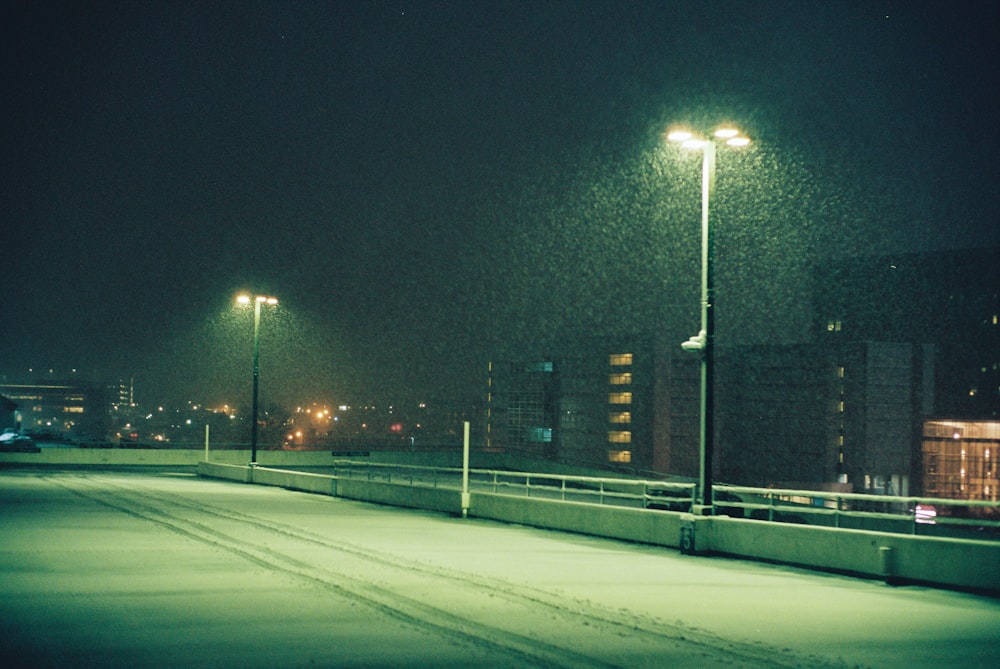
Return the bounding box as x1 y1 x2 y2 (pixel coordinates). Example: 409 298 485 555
237 293 278 466
699 139 716 513
672 126 749 513
250 296 262 465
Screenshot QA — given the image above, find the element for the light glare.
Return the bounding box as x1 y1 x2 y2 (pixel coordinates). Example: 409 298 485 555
726 136 751 147
714 128 740 138
237 293 278 306
681 138 708 149
667 130 693 143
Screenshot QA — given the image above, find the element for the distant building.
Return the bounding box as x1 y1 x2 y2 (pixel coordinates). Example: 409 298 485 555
0 395 19 431
0 381 110 439
487 248 994 493
488 336 932 494
486 334 699 476
922 419 999 502
811 247 999 419
716 341 933 495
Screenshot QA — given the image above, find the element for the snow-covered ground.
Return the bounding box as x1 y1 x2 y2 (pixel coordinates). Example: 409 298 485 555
1 470 996 668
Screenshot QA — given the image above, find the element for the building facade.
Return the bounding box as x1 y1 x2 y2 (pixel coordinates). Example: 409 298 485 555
716 341 933 495
922 419 999 501
485 335 699 476
488 337 932 494
811 247 999 419
0 381 110 439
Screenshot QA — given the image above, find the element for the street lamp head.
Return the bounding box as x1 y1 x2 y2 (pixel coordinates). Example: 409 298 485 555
715 127 750 147
668 125 750 149
236 293 279 307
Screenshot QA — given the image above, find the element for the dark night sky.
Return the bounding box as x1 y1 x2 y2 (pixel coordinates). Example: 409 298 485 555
2 0 997 409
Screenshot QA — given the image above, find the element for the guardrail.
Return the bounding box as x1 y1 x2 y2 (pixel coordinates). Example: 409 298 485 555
322 461 999 539
329 460 695 510
713 485 1000 538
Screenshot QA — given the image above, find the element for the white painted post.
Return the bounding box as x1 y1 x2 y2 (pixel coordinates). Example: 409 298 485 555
461 421 470 518
204 424 210 461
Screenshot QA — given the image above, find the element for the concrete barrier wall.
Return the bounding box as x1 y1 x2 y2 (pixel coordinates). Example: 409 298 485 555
0 448 207 466
706 516 1000 592
196 462 459 514
198 461 251 482
190 462 999 595
1 448 465 468
470 493 682 548
2 447 624 474
335 478 461 515
251 467 337 495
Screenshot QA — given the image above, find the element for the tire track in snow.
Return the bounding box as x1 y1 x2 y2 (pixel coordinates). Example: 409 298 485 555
49 473 855 669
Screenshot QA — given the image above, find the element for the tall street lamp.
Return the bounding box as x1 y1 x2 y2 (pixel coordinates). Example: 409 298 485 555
237 293 279 466
668 126 750 513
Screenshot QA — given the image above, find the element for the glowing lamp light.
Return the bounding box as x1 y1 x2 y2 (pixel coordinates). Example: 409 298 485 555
669 126 751 149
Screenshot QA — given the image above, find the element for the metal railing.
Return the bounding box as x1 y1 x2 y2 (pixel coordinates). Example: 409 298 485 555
318 460 1000 539
713 485 1000 537
329 460 696 509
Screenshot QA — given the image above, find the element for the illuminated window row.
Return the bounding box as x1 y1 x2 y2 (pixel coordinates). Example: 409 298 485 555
608 392 632 404
607 430 631 444
609 353 633 366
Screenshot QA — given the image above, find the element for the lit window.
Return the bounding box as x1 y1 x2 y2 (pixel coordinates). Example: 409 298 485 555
608 392 632 404
607 431 632 444
609 353 633 366
609 373 632 385
608 450 632 463
609 411 631 424
529 427 552 443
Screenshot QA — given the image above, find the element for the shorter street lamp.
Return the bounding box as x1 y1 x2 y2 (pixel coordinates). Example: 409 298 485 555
667 125 750 513
236 293 278 466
